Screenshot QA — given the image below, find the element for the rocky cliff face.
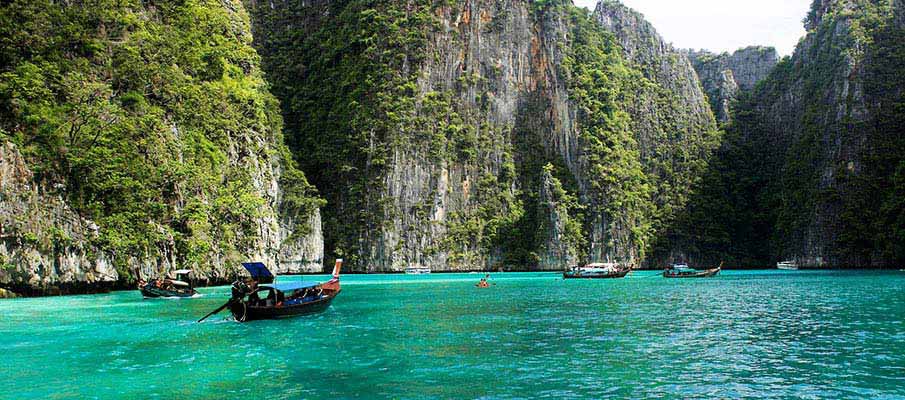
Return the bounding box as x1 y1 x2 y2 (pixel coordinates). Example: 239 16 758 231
678 0 905 267
247 0 720 271
0 0 322 296
687 47 779 122
1 142 117 295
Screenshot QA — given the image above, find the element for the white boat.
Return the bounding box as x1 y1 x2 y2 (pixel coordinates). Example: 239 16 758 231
405 266 431 275
777 261 798 270
563 263 630 279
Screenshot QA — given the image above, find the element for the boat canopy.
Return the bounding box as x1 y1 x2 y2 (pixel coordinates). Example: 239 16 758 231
242 262 274 279
262 281 320 293
586 263 620 268
172 269 192 275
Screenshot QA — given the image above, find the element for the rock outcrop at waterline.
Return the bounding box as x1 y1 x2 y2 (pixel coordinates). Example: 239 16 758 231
246 0 720 271
0 0 323 296
686 46 779 123
0 142 117 294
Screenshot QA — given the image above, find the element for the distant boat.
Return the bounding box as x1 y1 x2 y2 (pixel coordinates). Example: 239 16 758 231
198 260 343 323
405 265 431 275
563 263 631 279
475 274 492 288
139 269 199 298
663 262 721 278
777 261 799 270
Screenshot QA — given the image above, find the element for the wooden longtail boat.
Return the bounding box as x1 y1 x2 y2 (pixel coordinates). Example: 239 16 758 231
663 262 722 278
563 263 631 279
198 260 343 323
139 269 199 298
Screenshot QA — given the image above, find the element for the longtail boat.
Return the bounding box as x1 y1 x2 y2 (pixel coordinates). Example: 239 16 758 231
663 262 722 278
139 269 199 298
198 259 343 323
563 263 631 279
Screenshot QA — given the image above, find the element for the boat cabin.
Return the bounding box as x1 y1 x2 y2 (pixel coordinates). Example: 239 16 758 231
669 263 692 271
240 281 325 308
405 266 431 274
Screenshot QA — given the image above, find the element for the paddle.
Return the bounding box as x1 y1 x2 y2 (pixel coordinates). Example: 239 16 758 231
198 299 234 323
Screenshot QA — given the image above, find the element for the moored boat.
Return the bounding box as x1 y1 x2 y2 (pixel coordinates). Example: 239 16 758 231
777 260 799 270
405 265 431 275
563 263 631 279
663 262 721 278
198 260 343 323
139 269 199 298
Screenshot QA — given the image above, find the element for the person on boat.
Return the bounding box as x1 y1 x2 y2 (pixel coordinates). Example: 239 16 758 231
264 290 276 307
248 288 261 306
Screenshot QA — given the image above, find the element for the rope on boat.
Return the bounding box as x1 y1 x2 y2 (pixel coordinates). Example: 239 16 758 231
234 302 247 322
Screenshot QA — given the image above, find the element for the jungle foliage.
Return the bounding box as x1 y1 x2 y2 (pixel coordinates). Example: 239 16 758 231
0 0 320 277
670 0 905 267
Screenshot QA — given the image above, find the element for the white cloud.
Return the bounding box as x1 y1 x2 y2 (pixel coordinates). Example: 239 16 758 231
573 0 811 55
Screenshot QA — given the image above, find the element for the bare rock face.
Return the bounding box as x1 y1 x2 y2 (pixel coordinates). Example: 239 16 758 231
687 47 779 122
0 142 117 295
278 211 324 273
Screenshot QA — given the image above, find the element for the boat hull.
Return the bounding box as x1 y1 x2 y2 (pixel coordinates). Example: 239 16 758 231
563 270 630 279
229 292 338 322
140 286 198 298
663 267 721 278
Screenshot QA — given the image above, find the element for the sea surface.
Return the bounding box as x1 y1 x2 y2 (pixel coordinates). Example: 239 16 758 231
1 270 904 399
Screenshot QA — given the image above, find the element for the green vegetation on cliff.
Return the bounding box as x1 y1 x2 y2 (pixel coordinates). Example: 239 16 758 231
246 0 723 269
247 0 436 267
558 4 654 260
671 0 905 266
0 0 320 278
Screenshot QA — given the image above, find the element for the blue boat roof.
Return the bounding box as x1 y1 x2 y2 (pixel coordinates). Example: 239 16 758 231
242 262 274 278
263 282 320 292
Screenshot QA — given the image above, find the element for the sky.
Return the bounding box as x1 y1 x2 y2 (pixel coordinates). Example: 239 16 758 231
573 0 812 56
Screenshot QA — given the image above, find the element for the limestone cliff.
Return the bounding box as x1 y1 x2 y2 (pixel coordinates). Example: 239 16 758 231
0 0 323 295
1 142 117 295
246 0 720 271
592 1 722 266
677 0 905 267
686 47 779 122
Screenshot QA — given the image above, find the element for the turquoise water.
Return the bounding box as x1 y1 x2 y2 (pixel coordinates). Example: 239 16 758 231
2 270 904 399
